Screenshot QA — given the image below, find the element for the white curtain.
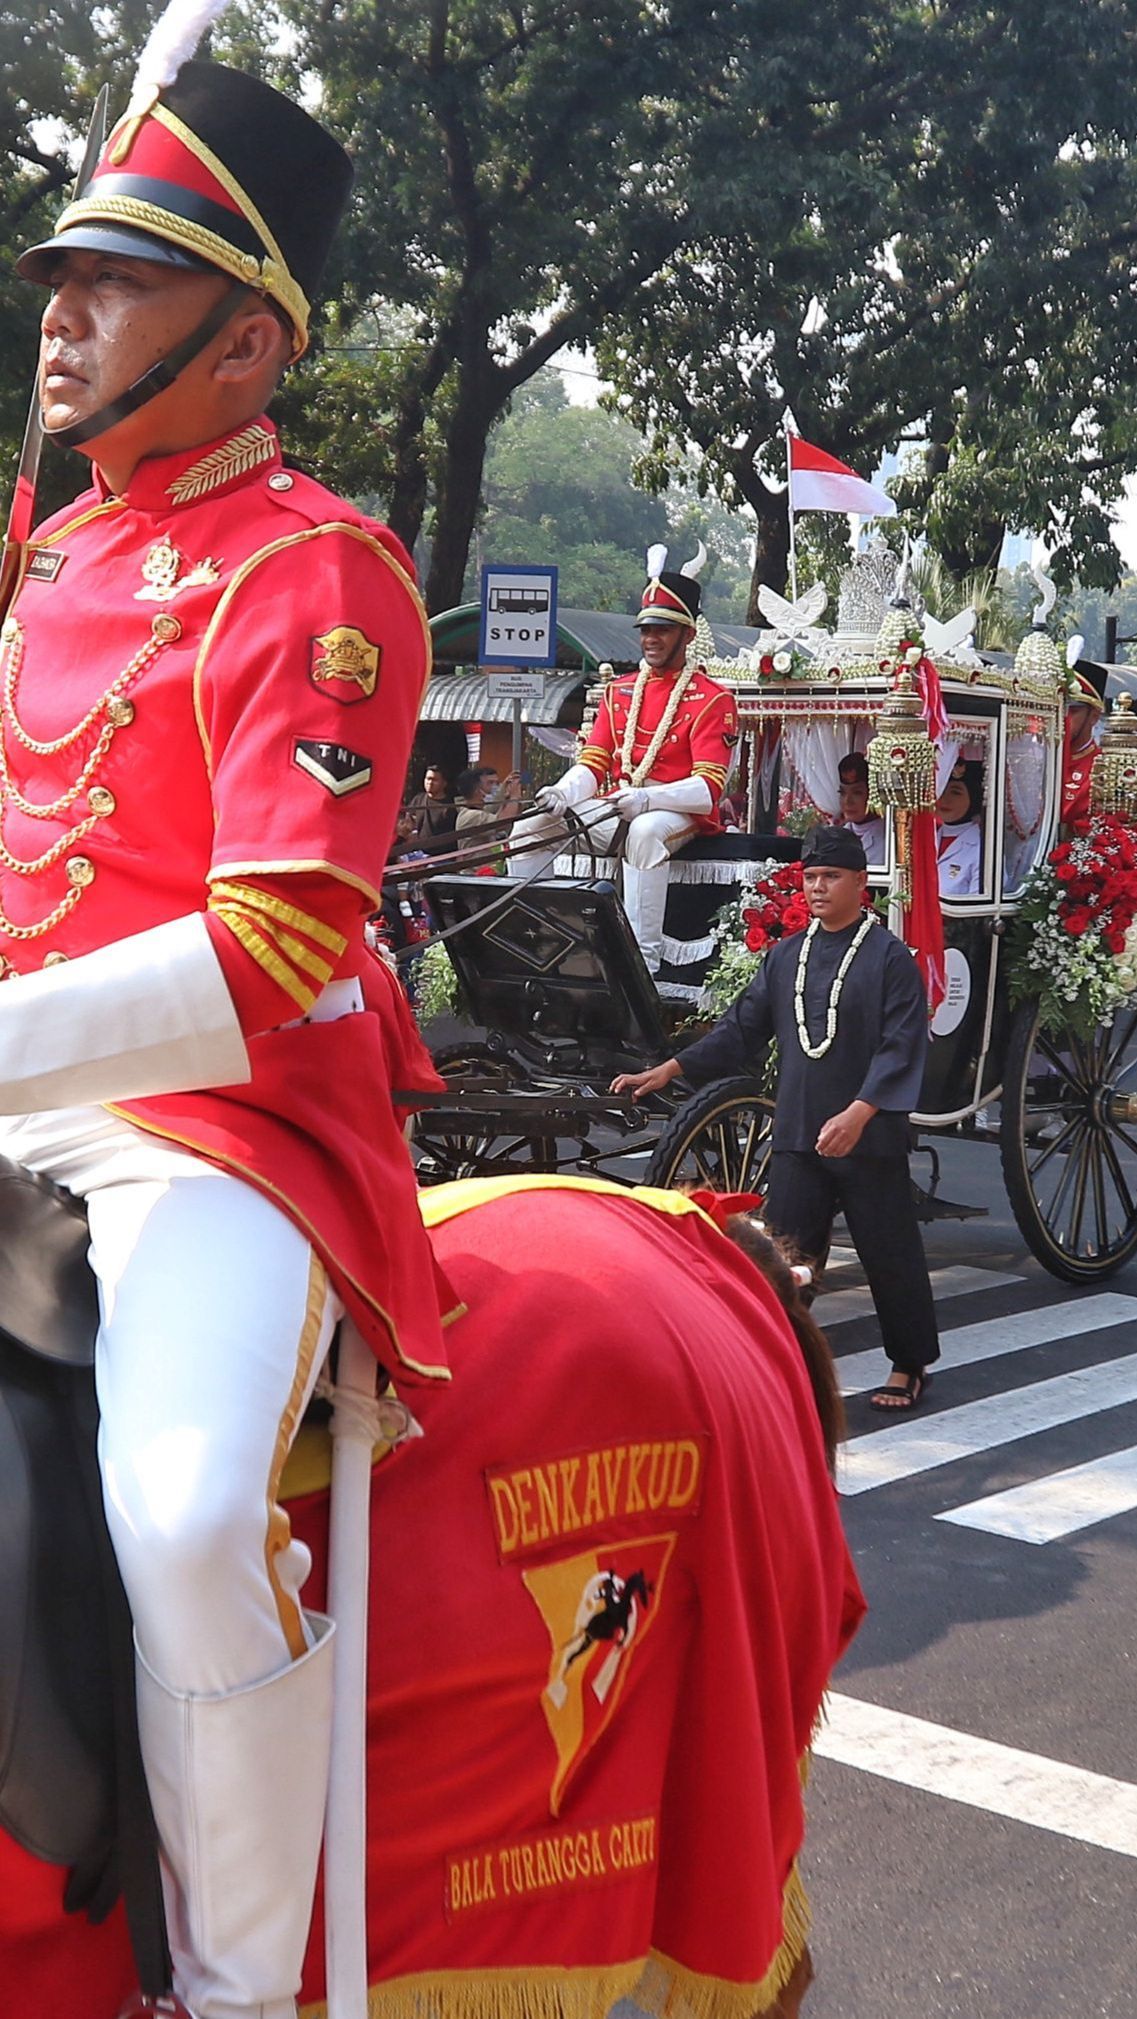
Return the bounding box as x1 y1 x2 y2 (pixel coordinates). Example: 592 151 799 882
935 736 959 797
1003 730 1048 893
783 720 856 816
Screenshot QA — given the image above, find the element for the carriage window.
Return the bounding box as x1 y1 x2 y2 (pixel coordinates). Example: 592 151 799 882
1003 720 1048 896
936 725 991 900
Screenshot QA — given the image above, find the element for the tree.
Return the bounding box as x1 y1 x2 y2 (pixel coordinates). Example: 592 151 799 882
466 372 754 616
597 0 1137 613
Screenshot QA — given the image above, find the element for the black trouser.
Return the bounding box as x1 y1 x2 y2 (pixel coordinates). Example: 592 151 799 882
764 1151 940 1375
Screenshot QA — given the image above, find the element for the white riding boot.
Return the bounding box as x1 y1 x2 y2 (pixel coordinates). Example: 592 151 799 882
135 1614 336 2019
621 858 671 972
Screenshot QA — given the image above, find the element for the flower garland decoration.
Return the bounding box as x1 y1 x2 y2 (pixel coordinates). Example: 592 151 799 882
1006 813 1137 1039
793 912 877 1058
619 662 697 787
700 858 880 1019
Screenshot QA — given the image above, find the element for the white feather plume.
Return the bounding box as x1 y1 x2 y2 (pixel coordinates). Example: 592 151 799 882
680 541 708 581
134 0 231 99
1030 562 1058 629
645 543 668 579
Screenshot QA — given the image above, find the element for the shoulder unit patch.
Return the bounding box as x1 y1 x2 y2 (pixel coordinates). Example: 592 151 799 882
293 738 373 797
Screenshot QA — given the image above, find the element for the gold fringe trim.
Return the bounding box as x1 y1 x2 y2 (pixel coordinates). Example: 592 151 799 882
300 1958 646 2019
298 1866 810 2019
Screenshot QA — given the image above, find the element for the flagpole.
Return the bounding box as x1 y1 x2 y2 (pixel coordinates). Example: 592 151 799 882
784 418 798 604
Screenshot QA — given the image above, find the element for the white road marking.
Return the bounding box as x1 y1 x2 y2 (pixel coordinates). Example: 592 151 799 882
838 1352 1137 1496
815 1694 1137 1858
817 1263 1023 1331
834 1291 1137 1395
939 1444 1137 1544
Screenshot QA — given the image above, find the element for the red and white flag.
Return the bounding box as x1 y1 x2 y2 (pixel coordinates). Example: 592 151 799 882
788 434 896 519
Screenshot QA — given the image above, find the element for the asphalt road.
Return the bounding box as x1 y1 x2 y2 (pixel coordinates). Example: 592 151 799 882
803 1137 1137 2019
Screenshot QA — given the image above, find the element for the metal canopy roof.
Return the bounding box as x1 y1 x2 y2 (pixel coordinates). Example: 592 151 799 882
417 668 588 724
428 601 764 673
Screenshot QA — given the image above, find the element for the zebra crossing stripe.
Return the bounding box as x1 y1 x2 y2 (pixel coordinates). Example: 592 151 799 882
814 1694 1137 1858
817 1263 1022 1330
834 1292 1137 1397
838 1352 1137 1497
938 1445 1137 1544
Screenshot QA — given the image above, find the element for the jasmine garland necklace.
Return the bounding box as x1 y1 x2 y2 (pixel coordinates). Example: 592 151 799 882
620 660 697 787
793 912 876 1058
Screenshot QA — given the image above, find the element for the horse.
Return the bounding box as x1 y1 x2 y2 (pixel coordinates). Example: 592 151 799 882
0 1167 862 2019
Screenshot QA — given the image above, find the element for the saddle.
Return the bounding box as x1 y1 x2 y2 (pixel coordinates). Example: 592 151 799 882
0 1153 169 1988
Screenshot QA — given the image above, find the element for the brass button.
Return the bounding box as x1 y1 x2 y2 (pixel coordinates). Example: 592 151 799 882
268 471 294 492
151 612 182 643
88 785 116 817
66 856 95 888
43 950 69 967
107 697 135 727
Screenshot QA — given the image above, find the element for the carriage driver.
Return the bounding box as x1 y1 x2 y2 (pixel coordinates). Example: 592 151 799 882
509 547 739 972
0 41 451 2019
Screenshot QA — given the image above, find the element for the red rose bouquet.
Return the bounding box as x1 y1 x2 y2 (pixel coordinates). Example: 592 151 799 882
1008 813 1137 1036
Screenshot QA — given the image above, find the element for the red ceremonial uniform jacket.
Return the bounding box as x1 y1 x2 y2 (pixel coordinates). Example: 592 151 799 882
1 416 452 1380
1062 746 1093 827
578 664 738 834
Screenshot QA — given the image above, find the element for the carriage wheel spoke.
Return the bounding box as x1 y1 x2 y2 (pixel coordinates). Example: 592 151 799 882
716 1121 737 1187
1036 1033 1091 1095
1026 1111 1083 1180
1044 1121 1088 1243
1100 1128 1137 1231
1067 1127 1094 1256
1106 1010 1137 1079
1090 1134 1110 1254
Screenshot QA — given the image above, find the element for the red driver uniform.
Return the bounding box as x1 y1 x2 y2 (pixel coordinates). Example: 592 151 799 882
1 416 451 1378
578 662 738 835
507 552 738 971
1061 657 1106 831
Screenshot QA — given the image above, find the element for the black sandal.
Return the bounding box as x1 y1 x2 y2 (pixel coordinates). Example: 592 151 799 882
868 1371 930 1413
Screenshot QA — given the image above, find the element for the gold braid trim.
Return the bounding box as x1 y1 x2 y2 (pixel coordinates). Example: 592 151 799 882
213 906 318 1013
51 194 311 343
209 878 349 955
168 425 277 505
298 1861 810 2019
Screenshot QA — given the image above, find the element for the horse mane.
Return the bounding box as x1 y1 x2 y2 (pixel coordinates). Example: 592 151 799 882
722 1215 846 1474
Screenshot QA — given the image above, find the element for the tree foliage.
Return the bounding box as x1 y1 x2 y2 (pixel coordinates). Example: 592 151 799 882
598 0 1137 612
465 372 752 615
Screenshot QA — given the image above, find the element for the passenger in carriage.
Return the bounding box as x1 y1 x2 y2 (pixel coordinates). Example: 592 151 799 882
936 759 984 896
507 548 738 972
836 752 885 865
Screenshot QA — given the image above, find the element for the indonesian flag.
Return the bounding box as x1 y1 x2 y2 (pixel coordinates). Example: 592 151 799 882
788 434 897 518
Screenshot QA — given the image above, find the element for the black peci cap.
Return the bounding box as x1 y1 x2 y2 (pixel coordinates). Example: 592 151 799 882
801 825 868 871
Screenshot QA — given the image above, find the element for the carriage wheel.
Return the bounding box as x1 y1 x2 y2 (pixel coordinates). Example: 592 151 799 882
412 1042 521 1183
1000 1000 1137 1280
644 1076 774 1195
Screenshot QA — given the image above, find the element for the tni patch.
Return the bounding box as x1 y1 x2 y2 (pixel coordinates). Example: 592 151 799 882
293 739 373 797
309 625 381 702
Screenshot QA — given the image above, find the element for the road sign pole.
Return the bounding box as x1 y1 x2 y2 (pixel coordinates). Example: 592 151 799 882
512 696 523 777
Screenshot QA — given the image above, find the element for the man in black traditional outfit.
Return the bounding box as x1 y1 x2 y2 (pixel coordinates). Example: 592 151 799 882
613 827 940 1410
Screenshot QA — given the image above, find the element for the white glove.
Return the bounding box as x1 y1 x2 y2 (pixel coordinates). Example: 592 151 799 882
535 763 597 814
535 782 570 815
638 777 714 816
609 787 651 821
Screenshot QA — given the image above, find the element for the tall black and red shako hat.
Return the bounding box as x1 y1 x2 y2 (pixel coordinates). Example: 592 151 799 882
633 542 707 630
17 0 353 444
1068 657 1108 715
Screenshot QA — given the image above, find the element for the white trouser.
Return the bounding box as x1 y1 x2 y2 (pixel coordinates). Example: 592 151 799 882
508 798 696 968
0 1105 344 2019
